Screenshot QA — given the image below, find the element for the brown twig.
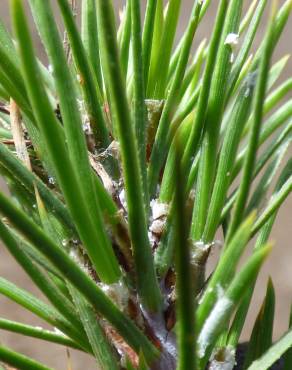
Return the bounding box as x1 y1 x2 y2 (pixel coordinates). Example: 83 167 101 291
10 99 31 169
1 140 31 146
63 0 77 64
103 324 139 367
0 363 17 370
89 152 116 196
0 105 10 115
10 99 47 217
89 151 135 273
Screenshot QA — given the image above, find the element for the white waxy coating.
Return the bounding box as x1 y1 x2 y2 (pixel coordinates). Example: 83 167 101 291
197 296 233 359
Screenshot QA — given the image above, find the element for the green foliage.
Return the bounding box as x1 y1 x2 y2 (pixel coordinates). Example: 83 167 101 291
248 330 292 370
243 279 275 369
0 0 291 369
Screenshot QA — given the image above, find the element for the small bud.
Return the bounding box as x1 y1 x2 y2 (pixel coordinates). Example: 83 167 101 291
48 64 53 74
224 33 239 63
62 239 68 247
119 189 127 210
149 219 165 235
150 199 169 220
224 33 239 47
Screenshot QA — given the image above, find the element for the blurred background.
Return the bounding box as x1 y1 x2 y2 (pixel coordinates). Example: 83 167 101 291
0 1 291 369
